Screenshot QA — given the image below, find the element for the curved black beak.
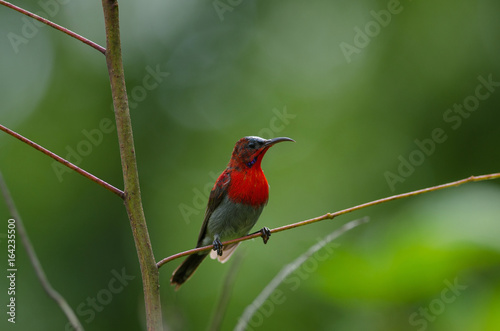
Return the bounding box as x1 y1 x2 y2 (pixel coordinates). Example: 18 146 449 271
264 137 295 147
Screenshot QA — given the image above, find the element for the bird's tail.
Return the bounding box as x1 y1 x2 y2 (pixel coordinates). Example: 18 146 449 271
210 242 240 263
170 253 208 290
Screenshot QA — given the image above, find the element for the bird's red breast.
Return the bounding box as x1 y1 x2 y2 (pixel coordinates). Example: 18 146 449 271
171 136 294 289
226 166 269 207
224 142 272 207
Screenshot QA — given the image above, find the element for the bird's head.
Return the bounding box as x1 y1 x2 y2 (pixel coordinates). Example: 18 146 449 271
229 136 295 169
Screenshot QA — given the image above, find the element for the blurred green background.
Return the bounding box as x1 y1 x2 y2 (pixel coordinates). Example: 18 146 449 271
1 0 500 330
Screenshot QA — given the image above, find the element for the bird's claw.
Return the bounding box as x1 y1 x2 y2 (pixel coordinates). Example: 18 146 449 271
260 227 271 244
213 238 223 256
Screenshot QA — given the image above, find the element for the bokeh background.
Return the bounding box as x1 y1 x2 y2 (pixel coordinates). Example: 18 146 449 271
1 0 500 330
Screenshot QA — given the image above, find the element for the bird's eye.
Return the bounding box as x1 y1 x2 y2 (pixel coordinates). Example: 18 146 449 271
248 141 256 149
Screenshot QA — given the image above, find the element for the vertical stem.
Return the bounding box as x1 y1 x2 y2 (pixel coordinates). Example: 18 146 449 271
208 252 244 331
101 1 162 329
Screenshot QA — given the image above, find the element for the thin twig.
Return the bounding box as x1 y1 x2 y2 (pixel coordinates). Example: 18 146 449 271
0 171 84 331
0 0 106 54
157 173 500 268
235 217 369 331
208 251 245 331
0 124 124 199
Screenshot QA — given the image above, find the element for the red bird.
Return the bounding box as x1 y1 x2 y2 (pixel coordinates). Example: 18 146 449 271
171 136 294 289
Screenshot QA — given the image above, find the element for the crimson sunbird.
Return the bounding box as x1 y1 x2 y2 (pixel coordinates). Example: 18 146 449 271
171 136 294 289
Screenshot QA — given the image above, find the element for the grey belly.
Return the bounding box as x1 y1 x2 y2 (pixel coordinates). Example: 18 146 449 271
205 195 264 242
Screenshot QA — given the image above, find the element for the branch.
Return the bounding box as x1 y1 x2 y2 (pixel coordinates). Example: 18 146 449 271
101 1 162 330
235 217 369 331
157 173 500 268
0 124 124 198
209 251 245 331
0 171 84 331
0 0 106 54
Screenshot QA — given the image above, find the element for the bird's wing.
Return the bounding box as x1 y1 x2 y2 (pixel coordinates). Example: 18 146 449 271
196 169 231 246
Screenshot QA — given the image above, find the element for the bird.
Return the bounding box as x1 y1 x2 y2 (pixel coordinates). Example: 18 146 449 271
170 136 294 289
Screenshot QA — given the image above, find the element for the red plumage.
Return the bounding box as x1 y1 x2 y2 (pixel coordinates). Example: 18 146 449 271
227 163 269 206
170 136 294 289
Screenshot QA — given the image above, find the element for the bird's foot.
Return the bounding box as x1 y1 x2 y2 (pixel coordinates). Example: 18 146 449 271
260 227 271 244
213 238 223 256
